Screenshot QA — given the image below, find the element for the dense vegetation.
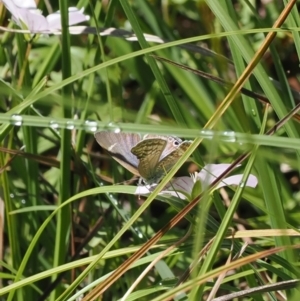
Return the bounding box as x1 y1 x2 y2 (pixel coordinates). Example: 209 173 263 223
0 0 300 300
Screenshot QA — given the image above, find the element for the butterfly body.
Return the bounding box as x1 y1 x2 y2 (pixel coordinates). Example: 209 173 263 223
94 132 191 184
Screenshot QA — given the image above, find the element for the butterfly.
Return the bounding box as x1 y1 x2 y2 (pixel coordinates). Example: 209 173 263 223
94 132 192 184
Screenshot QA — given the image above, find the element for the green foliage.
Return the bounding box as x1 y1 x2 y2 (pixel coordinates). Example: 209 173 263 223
0 0 300 300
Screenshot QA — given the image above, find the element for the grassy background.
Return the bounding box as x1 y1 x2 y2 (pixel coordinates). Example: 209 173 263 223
0 0 300 300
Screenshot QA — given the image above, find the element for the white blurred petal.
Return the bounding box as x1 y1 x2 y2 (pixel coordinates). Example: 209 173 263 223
200 164 233 177
158 190 187 199
135 177 192 199
197 164 241 188
197 163 230 180
168 177 194 194
46 7 90 30
135 164 258 200
2 2 90 32
14 9 48 31
9 0 37 8
135 183 187 199
2 0 48 31
68 7 90 23
20 9 49 31
135 185 153 195
216 174 258 188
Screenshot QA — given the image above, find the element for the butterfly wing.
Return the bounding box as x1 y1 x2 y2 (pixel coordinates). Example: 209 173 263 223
95 132 192 184
157 136 184 161
154 140 192 182
131 137 167 182
94 132 141 176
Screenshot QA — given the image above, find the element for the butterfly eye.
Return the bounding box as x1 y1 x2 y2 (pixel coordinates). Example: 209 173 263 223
173 140 180 146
